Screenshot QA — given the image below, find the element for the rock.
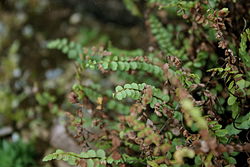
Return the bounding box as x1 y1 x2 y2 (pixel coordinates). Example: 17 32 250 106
0 126 13 137
50 122 81 153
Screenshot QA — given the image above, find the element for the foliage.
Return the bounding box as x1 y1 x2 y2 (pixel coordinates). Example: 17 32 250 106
239 28 250 77
0 41 28 124
0 139 37 167
43 0 250 166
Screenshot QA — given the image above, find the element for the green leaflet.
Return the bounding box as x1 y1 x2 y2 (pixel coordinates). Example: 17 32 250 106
43 149 107 166
114 83 169 110
47 38 82 59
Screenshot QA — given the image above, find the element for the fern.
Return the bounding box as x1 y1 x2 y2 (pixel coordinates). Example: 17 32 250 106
239 28 250 79
43 149 106 166
101 60 164 80
148 0 197 16
148 0 196 8
72 83 130 115
47 38 83 60
207 66 250 117
43 149 146 166
208 120 228 143
148 15 187 60
123 0 141 16
239 28 250 67
44 0 250 166
114 83 169 108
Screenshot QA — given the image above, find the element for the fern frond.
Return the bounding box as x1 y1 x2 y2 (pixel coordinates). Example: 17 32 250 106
149 15 186 60
47 38 83 59
43 149 145 166
239 28 250 68
114 83 169 108
148 0 197 12
101 60 164 79
43 149 79 165
108 45 144 58
123 0 141 16
43 149 106 166
72 83 130 114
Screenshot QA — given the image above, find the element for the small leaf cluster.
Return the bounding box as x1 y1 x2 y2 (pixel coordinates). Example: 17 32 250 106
47 38 83 59
114 83 169 108
207 66 250 118
208 121 228 143
101 59 164 79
